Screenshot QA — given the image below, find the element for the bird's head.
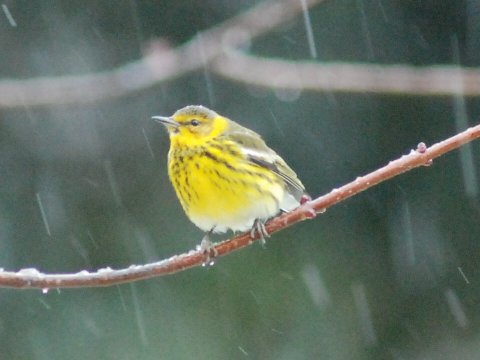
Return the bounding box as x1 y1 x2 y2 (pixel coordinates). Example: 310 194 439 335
153 105 229 144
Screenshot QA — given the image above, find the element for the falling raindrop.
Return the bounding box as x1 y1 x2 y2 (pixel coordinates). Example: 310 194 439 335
401 200 416 266
196 32 215 107
1 4 16 27
104 160 123 207
70 234 90 265
38 298 51 310
117 286 128 312
445 288 469 329
127 0 144 54
351 283 377 346
300 0 318 58
35 193 51 236
142 128 155 159
376 0 388 22
301 263 330 308
268 109 285 137
249 290 259 305
238 346 249 356
134 227 158 262
130 284 148 346
355 0 375 60
451 35 478 198
87 229 99 249
457 267 470 284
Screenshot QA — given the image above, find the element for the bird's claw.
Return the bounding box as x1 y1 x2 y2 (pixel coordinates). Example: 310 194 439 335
198 231 217 266
250 219 270 247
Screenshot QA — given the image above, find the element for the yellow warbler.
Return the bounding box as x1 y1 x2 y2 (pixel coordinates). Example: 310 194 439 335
153 105 308 243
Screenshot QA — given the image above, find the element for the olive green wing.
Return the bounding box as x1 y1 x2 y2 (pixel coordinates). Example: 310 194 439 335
248 153 306 202
225 125 306 202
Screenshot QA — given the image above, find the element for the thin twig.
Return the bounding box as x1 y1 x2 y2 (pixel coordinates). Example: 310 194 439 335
1 123 479 289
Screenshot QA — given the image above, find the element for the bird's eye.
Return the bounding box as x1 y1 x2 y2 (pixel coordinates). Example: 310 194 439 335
190 119 200 126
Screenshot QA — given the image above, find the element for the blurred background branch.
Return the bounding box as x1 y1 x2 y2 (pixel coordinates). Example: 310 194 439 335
1 0 478 109
0 0 326 108
212 51 480 96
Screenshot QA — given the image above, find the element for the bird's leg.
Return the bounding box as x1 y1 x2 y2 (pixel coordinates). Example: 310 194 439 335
199 227 218 264
250 219 270 247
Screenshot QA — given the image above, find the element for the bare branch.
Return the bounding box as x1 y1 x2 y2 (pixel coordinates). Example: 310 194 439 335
212 51 480 96
1 123 479 289
2 0 480 108
0 0 326 108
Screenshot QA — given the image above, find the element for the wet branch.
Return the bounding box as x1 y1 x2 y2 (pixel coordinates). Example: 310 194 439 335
1 123 479 289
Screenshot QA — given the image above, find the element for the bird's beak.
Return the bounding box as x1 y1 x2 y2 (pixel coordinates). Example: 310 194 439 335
152 116 180 129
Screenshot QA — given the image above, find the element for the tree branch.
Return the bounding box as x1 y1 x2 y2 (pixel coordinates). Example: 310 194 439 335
2 0 480 108
212 51 480 96
0 0 326 108
1 123 479 289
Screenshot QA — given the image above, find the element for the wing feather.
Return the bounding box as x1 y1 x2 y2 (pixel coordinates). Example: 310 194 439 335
224 127 306 202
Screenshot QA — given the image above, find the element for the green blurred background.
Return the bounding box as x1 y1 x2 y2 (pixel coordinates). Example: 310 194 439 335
1 0 479 359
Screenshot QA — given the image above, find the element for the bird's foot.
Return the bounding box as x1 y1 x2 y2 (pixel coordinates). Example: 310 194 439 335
250 219 270 247
198 228 217 266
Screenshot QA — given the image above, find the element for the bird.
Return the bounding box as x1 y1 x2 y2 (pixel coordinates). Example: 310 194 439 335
152 105 308 248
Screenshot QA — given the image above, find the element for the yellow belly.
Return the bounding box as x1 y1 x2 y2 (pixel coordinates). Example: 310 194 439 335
168 152 284 233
